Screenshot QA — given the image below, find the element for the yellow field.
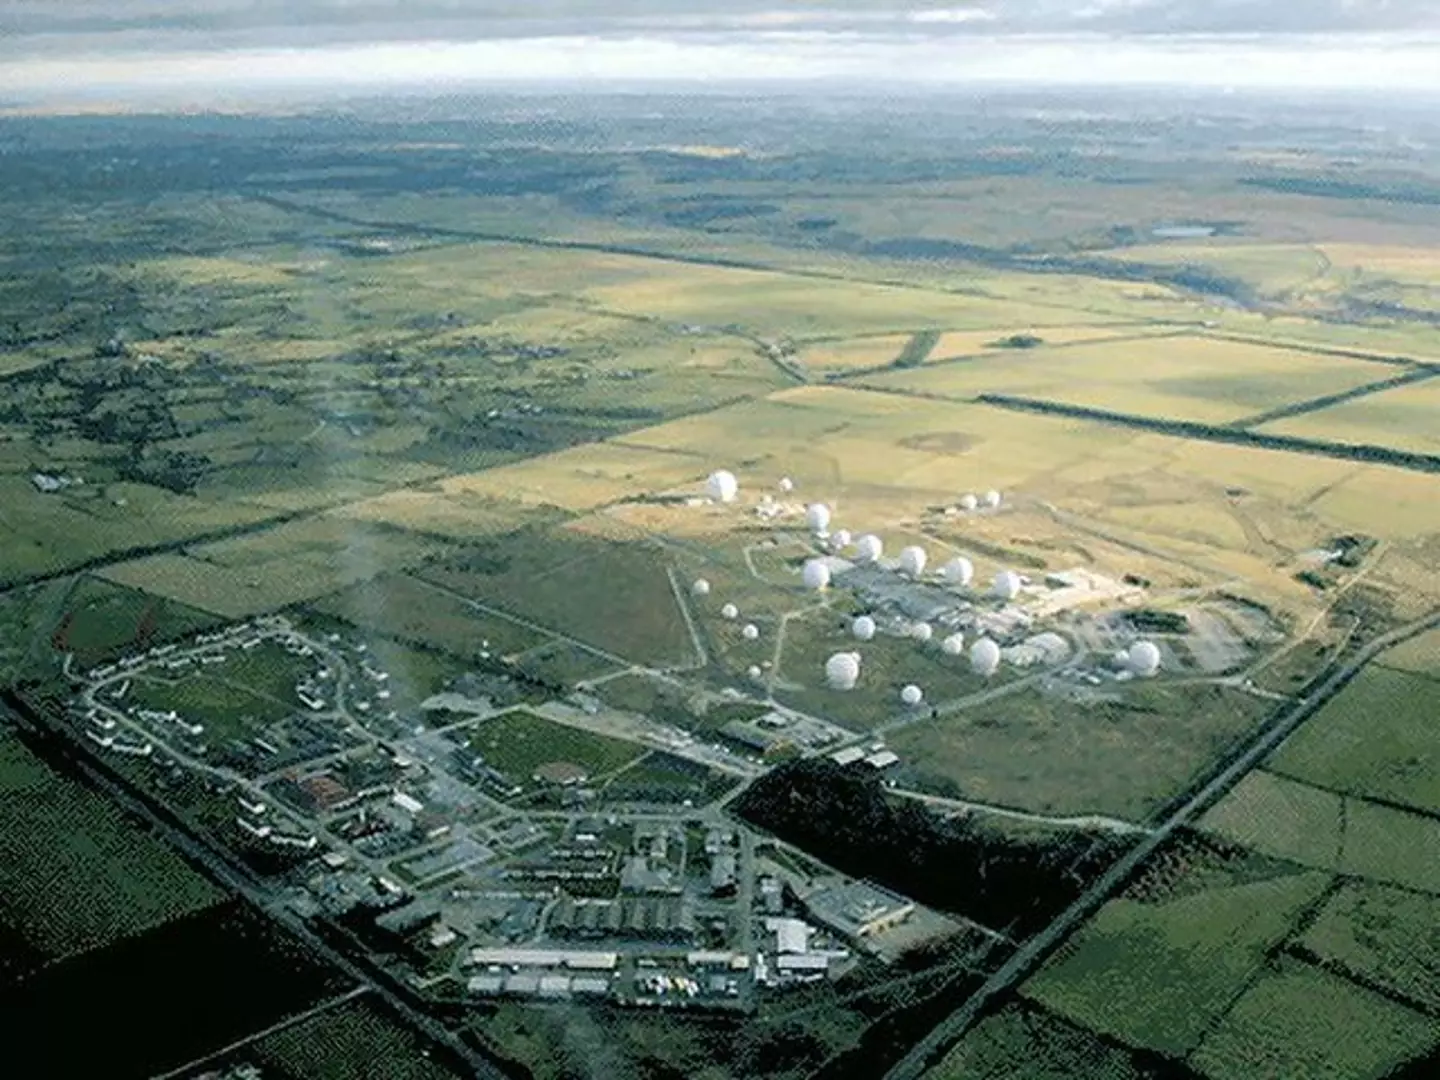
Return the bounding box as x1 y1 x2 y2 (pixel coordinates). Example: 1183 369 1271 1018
1260 377 1440 458
1379 630 1440 676
98 551 379 618
433 441 710 512
798 335 910 374
328 488 551 540
582 261 1133 338
927 323 1176 358
863 334 1394 425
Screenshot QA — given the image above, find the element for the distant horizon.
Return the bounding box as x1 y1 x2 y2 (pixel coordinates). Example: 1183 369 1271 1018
3 29 1439 110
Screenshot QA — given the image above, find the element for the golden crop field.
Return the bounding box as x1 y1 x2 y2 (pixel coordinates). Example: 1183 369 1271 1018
797 335 910 374
1260 376 1440 457
862 334 1396 425
432 441 710 512
328 487 557 541
925 323 1178 359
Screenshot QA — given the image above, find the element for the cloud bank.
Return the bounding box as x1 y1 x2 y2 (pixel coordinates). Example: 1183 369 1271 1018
3 2 1438 102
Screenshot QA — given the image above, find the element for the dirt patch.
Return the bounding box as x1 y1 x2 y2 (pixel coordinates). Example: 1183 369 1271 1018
899 431 976 454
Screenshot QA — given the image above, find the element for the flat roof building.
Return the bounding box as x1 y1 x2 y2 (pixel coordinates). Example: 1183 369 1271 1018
830 747 865 766
865 750 900 769
804 881 916 942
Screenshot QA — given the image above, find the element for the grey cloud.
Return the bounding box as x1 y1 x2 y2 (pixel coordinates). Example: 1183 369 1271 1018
4 1 1439 57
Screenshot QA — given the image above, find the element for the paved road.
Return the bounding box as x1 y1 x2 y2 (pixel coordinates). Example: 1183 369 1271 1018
892 788 1153 836
882 607 1440 1080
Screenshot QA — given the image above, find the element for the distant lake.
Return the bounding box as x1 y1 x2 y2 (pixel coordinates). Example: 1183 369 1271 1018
1152 225 1217 239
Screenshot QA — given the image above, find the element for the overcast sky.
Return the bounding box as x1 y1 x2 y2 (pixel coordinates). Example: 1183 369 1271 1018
3 2 1439 103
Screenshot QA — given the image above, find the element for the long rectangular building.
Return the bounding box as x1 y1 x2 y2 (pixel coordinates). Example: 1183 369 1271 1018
467 948 619 971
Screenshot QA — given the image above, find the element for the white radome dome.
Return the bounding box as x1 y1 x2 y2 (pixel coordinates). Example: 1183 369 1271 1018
855 534 884 563
941 633 966 656
959 493 979 512
912 622 933 643
691 578 711 597
720 603 739 620
707 469 739 503
802 559 831 591
970 638 1002 676
825 652 861 690
901 684 924 706
742 623 760 641
898 545 927 577
943 557 974 587
852 616 877 642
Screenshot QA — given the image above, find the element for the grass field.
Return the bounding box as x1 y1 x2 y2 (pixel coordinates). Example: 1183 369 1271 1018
924 323 1177 360
247 999 468 1080
1298 880 1440 1013
0 731 226 964
1021 870 1329 1057
892 684 1271 822
0 474 283 585
1198 770 1345 870
766 606 984 734
927 1000 1162 1080
597 751 737 807
129 673 291 745
309 573 553 659
43 574 225 669
1187 957 1439 1080
417 525 696 668
861 334 1395 426
1259 376 1440 457
1266 665 1440 814
798 334 911 375
457 708 646 788
1378 629 1440 676
1340 798 1440 895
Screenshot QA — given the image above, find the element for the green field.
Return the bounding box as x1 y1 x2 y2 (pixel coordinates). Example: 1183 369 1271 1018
49 575 225 668
247 999 469 1080
457 708 646 787
0 731 226 964
310 572 553 659
1299 881 1440 1013
1199 770 1345 870
928 1000 1161 1080
893 683 1270 822
1267 665 1440 814
417 526 696 668
1021 870 1329 1057
129 673 293 745
597 751 737 807
1187 957 1439 1080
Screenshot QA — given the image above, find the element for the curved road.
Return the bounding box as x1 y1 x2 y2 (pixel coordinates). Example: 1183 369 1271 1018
883 607 1440 1080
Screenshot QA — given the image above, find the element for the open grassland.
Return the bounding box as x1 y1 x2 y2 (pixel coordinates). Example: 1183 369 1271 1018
765 607 987 733
417 524 695 668
1200 769 1440 895
310 572 552 659
247 999 469 1080
99 549 379 619
1199 771 1345 871
1340 798 1440 895
927 1000 1162 1080
1021 870 1329 1058
798 334 911 375
46 575 224 669
130 673 291 746
0 473 282 584
1187 957 1439 1080
861 334 1397 426
0 731 226 965
1266 665 1440 814
458 708 645 785
427 441 709 513
1299 881 1440 1013
891 684 1272 823
1260 376 1440 458
1378 629 1440 676
580 258 1124 339
328 486 564 542
925 323 1181 360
